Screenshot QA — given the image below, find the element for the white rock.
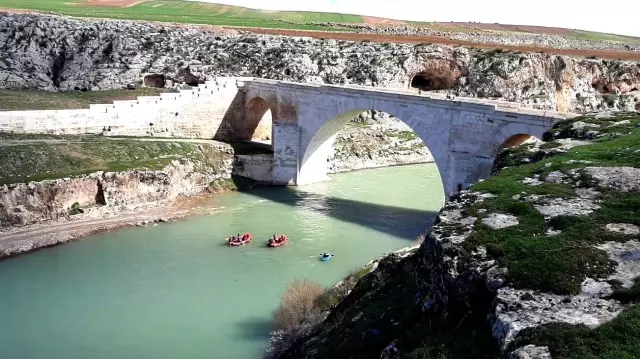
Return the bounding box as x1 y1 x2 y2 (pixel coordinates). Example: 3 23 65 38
521 177 543 186
492 288 623 345
607 120 631 127
482 213 519 229
581 277 613 297
571 121 600 130
534 198 600 218
544 171 567 183
597 240 640 287
575 187 599 199
509 345 552 359
605 223 640 235
585 167 640 192
545 228 562 236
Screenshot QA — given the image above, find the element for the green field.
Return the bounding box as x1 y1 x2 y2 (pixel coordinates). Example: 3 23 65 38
0 0 363 30
0 1 638 43
572 30 640 44
0 88 173 111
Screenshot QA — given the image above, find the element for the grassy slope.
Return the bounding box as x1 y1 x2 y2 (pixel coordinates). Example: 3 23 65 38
0 88 172 111
468 113 640 295
0 135 226 184
0 0 360 30
462 113 640 358
1 0 638 44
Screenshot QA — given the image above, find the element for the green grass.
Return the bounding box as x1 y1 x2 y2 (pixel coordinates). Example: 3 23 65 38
0 0 361 30
610 278 640 303
0 137 228 185
509 304 640 359
466 113 640 295
0 88 172 111
571 30 640 44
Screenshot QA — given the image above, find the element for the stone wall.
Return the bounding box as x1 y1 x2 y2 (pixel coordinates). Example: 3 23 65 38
0 78 247 138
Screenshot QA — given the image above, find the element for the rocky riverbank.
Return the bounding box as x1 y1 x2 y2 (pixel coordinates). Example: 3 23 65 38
0 140 236 257
1 12 640 113
270 112 640 359
328 112 433 174
0 129 431 258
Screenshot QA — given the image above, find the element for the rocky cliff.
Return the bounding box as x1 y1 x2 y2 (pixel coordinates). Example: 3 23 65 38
1 12 640 113
306 22 640 53
0 142 234 229
328 112 433 173
272 112 640 359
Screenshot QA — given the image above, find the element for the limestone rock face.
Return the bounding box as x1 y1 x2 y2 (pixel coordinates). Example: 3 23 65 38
308 22 640 53
1 12 640 113
328 113 434 173
0 157 232 228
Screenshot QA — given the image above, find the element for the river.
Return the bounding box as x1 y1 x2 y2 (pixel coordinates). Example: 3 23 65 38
0 164 444 359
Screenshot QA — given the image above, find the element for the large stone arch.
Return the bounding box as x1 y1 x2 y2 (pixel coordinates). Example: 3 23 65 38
239 78 567 194
296 97 451 196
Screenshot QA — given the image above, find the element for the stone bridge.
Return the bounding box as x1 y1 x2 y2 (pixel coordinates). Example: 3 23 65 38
236 78 573 195
0 77 575 195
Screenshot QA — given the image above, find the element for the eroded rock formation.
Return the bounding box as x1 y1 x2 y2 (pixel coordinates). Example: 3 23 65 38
1 12 640 113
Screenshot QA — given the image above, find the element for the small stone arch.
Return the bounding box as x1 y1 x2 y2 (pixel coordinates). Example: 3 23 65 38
244 96 274 142
497 134 539 153
492 122 548 156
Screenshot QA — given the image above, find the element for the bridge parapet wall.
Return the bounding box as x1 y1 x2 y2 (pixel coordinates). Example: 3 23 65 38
0 77 250 138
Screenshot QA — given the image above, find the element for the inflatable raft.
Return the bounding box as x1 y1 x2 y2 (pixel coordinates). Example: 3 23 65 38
227 233 252 247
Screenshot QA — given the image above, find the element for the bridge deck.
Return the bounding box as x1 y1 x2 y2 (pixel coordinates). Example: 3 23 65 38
229 77 576 120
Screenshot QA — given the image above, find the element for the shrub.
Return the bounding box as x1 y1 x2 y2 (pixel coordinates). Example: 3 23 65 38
68 202 84 216
272 279 325 331
414 231 427 245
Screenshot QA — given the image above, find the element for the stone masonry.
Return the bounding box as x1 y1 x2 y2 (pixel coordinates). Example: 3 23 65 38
0 76 574 195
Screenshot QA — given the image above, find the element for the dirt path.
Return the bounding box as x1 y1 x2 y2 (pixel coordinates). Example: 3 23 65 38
1 7 637 60
0 137 231 147
230 27 640 61
0 193 223 258
82 0 149 7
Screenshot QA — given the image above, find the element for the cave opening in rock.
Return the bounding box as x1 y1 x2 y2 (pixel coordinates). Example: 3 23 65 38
143 74 166 88
410 72 451 91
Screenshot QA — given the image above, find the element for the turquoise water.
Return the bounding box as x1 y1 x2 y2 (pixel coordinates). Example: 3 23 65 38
0 164 444 359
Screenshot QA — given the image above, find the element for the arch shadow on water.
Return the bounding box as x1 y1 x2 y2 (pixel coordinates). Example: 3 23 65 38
235 318 273 341
235 177 440 241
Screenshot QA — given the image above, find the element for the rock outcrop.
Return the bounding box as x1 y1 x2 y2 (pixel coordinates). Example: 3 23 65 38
328 112 433 173
0 146 234 228
306 21 640 53
271 112 640 358
1 12 640 113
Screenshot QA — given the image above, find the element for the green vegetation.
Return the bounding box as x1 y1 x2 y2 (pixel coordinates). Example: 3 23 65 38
466 113 640 295
209 177 236 192
67 202 84 215
0 0 360 30
275 113 640 358
611 278 640 303
510 304 640 359
396 130 418 141
572 30 640 44
0 88 171 111
0 136 228 185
